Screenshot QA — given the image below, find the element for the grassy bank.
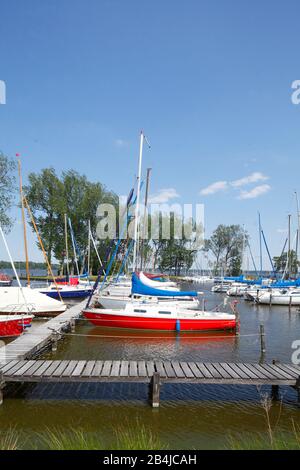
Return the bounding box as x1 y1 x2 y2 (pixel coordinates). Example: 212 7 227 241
0 424 167 450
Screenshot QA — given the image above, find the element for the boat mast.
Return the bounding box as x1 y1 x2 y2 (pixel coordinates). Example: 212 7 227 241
288 213 291 277
295 191 300 274
87 219 91 276
258 212 263 278
132 131 144 272
140 167 152 271
64 213 69 278
17 155 30 287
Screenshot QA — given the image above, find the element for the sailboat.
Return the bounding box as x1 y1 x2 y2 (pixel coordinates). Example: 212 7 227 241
0 225 66 316
37 215 93 300
0 273 12 286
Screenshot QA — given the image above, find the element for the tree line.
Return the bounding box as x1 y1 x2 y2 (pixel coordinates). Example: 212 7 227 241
1 151 279 277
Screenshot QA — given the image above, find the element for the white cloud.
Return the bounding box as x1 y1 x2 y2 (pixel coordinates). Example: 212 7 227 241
200 181 228 196
238 184 271 200
149 188 180 204
115 138 129 148
231 172 269 188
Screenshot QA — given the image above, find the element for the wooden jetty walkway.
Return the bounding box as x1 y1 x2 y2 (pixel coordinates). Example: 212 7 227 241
1 359 300 407
0 300 299 407
0 300 86 364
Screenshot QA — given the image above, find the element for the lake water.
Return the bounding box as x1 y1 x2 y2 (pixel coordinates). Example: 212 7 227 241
0 282 300 449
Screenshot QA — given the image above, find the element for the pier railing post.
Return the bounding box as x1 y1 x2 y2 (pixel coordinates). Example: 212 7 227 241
150 372 161 408
271 359 280 401
70 319 76 333
260 324 266 354
51 332 59 352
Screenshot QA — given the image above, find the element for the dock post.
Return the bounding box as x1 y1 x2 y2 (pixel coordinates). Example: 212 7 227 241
0 371 4 406
70 319 76 333
150 372 161 408
289 296 292 311
260 324 266 354
51 332 59 352
271 359 280 400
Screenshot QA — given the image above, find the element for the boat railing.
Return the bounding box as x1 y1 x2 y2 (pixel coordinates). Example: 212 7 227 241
1 303 35 314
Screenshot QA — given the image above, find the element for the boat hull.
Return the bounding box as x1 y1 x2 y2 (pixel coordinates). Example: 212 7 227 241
40 289 91 300
83 310 236 332
0 316 33 338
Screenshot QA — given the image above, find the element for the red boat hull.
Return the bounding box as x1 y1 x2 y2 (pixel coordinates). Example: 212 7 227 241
0 317 33 338
83 311 236 332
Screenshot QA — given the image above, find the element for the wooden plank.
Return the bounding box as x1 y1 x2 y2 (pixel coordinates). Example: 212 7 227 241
4 361 28 376
195 363 214 378
129 361 138 377
179 362 195 378
13 360 36 377
137 361 147 377
188 362 204 378
249 364 275 380
146 361 155 377
154 361 167 378
81 361 96 377
204 363 223 379
235 363 262 380
212 363 233 379
120 361 129 377
259 364 293 380
44 361 64 377
267 363 298 380
226 363 252 379
71 361 87 377
219 363 241 379
60 361 78 377
52 361 70 377
110 361 121 377
172 362 185 378
243 363 270 379
32 361 53 377
101 361 112 377
163 362 177 378
276 363 300 378
23 360 46 376
91 361 103 377
0 361 19 374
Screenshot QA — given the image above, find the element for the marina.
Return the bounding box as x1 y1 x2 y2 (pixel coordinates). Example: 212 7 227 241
1 0 300 453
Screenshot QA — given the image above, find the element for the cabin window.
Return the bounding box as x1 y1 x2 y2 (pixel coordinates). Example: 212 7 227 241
158 311 171 315
134 309 147 313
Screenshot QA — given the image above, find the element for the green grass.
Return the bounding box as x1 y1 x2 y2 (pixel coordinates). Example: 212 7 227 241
228 430 300 450
0 423 167 451
0 427 20 450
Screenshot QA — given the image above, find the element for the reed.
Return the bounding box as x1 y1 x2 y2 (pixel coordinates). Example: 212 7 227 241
38 423 167 450
0 427 20 450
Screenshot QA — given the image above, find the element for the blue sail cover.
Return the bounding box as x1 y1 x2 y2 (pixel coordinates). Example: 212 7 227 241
131 273 198 297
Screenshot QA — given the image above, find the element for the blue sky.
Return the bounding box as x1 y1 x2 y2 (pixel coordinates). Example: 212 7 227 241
1 0 300 268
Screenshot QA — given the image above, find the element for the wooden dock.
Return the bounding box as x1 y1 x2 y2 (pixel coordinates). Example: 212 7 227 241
1 359 299 407
0 300 86 364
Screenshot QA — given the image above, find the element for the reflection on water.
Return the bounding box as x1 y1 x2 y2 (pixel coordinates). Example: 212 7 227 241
0 282 300 449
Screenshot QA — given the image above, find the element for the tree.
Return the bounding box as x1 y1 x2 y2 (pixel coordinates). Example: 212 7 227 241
24 168 117 270
0 152 16 230
150 213 198 275
273 250 299 276
204 224 248 275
